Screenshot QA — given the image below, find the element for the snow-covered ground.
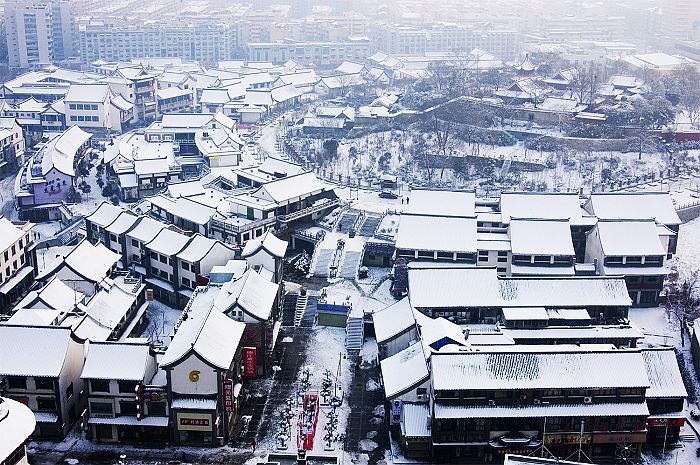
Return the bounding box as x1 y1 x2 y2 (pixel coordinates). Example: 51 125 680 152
133 299 183 348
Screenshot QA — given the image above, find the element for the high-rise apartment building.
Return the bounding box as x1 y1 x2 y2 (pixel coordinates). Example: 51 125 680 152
662 0 700 41
4 0 75 68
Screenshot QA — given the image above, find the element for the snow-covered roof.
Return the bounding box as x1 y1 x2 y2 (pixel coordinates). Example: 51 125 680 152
244 90 272 107
0 218 26 254
145 228 191 257
126 217 167 243
105 211 138 235
213 269 278 321
401 403 430 438
177 234 224 263
500 192 585 225
160 306 245 370
380 342 429 398
241 230 288 259
508 219 574 256
586 192 681 225
156 87 191 100
82 342 151 381
253 171 330 203
373 297 416 344
15 275 84 313
111 94 133 112
65 83 109 103
431 350 649 391
395 214 477 253
5 307 63 326
501 325 644 342
171 397 218 410
641 348 687 399
593 219 665 256
271 84 303 103
502 307 548 321
434 401 649 419
80 284 140 337
0 326 75 377
37 239 118 283
419 316 467 351
40 125 91 176
160 113 214 129
408 267 632 309
0 397 36 461
407 190 475 217
147 195 216 226
335 61 365 74
86 202 124 228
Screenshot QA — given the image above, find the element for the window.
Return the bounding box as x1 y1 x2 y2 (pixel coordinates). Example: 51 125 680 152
497 251 508 257
89 401 113 416
119 400 137 415
37 398 57 412
8 376 26 389
132 239 139 247
91 380 110 392
151 266 158 275
182 277 191 288
118 381 137 394
478 256 489 262
181 262 190 271
70 115 77 121
148 401 166 416
35 378 54 390
478 250 489 257
159 255 167 263
159 270 168 279
65 382 74 400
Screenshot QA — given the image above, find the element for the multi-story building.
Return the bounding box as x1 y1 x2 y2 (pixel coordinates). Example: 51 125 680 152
247 39 371 66
4 0 76 68
0 325 85 439
0 219 36 313
661 0 700 41
78 23 240 65
0 117 26 176
64 84 134 133
81 341 168 444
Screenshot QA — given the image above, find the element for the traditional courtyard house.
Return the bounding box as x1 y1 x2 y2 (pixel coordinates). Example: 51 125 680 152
35 239 119 297
212 269 280 376
428 349 650 462
231 156 306 188
71 275 146 342
5 97 46 141
156 87 194 117
373 297 419 360
584 192 681 258
507 219 576 276
122 217 167 269
0 116 25 175
11 276 84 324
175 234 237 304
499 192 596 263
394 214 478 263
240 230 288 284
0 396 36 465
81 341 167 444
641 348 687 445
85 202 127 245
585 219 666 307
0 219 36 313
407 266 631 323
160 306 245 446
15 125 92 221
0 325 85 439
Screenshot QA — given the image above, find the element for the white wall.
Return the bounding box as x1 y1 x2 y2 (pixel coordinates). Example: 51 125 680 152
169 354 218 396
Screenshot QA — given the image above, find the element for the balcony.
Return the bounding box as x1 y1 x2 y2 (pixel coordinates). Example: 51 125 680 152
278 198 340 223
211 215 276 234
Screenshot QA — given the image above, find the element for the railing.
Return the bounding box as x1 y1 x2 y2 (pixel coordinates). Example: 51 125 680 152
211 216 275 234
278 198 340 223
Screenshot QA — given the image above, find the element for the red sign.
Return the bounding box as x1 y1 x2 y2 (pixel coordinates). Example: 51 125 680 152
243 347 257 377
180 418 210 427
223 379 234 412
647 417 685 427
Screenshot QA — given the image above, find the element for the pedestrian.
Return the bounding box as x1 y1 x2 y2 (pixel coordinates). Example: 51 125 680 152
406 197 410 204
251 439 257 453
401 198 404 205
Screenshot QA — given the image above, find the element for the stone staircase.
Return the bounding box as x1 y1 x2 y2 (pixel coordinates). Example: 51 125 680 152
294 294 308 327
345 313 364 353
311 247 335 277
339 249 363 279
358 214 382 237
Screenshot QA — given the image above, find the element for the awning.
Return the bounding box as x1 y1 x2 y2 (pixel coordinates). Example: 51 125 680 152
34 412 58 423
88 416 168 427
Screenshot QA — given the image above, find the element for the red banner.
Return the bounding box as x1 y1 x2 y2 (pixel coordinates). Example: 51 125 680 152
243 347 257 377
647 417 685 427
223 379 234 412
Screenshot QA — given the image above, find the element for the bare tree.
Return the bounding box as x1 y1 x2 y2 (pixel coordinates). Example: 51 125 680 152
665 268 700 347
145 304 167 344
569 64 598 107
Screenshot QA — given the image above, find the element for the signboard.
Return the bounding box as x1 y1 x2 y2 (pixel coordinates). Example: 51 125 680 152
647 417 685 427
145 289 154 301
177 413 212 431
223 379 234 412
243 347 257 377
390 399 402 425
544 433 592 445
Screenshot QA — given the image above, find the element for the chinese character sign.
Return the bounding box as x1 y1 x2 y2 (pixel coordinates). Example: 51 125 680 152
243 347 257 377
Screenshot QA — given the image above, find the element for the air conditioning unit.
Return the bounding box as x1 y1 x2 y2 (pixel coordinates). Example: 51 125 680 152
417 394 428 402
488 400 496 406
583 396 593 404
533 399 542 404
